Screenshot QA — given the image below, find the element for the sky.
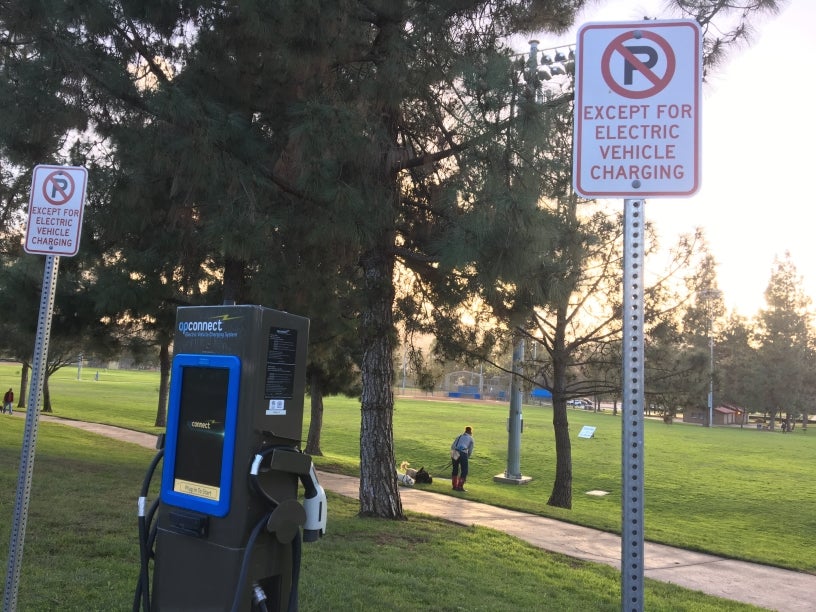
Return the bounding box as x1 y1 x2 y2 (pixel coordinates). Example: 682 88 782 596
528 0 815 317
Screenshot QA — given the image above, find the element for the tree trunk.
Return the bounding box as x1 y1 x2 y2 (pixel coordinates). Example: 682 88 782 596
155 341 171 428
42 375 52 413
222 257 245 305
548 338 572 509
358 247 403 519
17 362 28 408
305 372 324 456
547 399 572 508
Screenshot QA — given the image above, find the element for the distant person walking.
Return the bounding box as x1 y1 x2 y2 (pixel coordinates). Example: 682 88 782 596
3 388 14 414
450 426 474 492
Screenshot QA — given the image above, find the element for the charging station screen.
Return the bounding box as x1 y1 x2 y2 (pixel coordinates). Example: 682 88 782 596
173 366 229 500
161 354 240 516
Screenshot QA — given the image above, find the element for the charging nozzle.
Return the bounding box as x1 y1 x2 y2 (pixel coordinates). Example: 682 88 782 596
301 464 327 542
249 447 327 542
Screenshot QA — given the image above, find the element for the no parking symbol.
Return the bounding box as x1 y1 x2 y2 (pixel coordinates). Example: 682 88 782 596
601 30 676 99
573 20 702 198
41 169 77 205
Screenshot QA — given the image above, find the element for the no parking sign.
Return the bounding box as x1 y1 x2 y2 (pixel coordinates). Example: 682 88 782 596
573 20 702 197
24 164 88 256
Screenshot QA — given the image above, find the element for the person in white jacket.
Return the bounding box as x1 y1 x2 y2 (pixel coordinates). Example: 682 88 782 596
450 426 474 491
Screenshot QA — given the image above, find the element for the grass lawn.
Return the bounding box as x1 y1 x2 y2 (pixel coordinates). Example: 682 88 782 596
0 419 156 610
0 363 167 434
312 395 816 573
2 363 814 575
0 418 762 611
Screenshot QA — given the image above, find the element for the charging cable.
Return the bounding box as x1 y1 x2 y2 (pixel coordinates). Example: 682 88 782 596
132 436 164 612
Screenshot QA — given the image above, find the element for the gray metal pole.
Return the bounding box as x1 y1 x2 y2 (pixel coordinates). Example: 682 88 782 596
622 200 645 612
506 337 524 479
4 255 60 612
708 335 714 427
699 288 720 427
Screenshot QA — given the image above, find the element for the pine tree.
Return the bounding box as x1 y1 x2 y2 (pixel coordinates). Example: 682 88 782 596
755 253 812 429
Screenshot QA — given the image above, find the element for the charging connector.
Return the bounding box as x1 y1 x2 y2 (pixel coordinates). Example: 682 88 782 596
252 583 270 612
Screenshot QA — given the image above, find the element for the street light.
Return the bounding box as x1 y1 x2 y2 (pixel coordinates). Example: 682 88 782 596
493 40 573 485
700 289 722 427
518 40 574 103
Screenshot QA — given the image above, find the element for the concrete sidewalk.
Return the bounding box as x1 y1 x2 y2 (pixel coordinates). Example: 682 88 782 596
321 472 814 612
28 415 815 611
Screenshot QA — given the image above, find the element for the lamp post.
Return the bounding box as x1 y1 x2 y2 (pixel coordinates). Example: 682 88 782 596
493 40 572 485
700 289 721 427
708 321 714 427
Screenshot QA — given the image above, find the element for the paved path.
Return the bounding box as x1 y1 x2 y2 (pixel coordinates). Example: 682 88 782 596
27 415 816 611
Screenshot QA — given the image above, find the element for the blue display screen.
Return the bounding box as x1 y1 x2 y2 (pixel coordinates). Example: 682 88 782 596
160 354 240 517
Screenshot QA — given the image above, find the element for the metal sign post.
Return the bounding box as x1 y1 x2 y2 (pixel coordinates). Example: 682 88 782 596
4 164 87 611
3 255 61 612
621 199 645 612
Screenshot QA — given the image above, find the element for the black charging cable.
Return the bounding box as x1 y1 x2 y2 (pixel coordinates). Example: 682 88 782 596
229 509 274 612
248 445 289 506
132 439 164 612
244 445 305 612
288 528 302 610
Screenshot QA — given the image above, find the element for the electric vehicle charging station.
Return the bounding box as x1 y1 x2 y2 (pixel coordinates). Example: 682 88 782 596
143 304 326 612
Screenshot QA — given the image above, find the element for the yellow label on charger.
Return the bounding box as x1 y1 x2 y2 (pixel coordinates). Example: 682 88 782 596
174 478 220 501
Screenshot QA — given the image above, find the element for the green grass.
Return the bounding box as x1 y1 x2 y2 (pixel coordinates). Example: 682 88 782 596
7 364 816 572
307 393 816 572
0 420 156 610
300 493 760 612
6 363 167 434
0 418 761 611
2 363 815 576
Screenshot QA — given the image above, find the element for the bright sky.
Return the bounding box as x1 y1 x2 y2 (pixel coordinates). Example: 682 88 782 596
530 0 814 317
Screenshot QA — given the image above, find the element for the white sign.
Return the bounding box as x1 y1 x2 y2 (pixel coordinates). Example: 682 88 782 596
573 20 701 198
24 164 88 256
578 425 596 439
266 399 286 416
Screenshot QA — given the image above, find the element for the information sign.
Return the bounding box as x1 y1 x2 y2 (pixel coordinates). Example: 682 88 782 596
577 426 596 439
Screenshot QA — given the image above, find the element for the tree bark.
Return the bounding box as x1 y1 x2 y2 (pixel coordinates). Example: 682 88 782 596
547 399 572 508
305 372 324 456
222 257 245 305
358 247 403 519
155 341 170 428
42 375 52 413
548 338 572 509
17 362 28 408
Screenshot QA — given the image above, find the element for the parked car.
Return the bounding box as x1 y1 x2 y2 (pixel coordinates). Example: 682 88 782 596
567 398 593 409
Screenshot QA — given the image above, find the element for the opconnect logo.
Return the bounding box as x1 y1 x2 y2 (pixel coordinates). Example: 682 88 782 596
178 320 224 333
178 316 239 339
